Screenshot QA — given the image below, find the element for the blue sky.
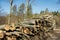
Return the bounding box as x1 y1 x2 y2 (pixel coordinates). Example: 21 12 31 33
0 0 60 14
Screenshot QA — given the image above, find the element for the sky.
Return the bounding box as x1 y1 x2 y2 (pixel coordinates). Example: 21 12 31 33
0 0 60 15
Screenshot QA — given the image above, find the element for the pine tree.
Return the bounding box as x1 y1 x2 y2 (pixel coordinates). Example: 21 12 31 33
13 5 17 15
19 3 25 15
45 8 49 14
17 3 25 23
26 4 33 19
12 5 17 23
29 4 33 18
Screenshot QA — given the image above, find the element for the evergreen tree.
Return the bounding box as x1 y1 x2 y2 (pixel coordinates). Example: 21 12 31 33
17 3 25 22
45 8 49 14
19 3 25 15
52 11 59 16
40 11 44 14
26 4 33 19
29 4 33 18
13 5 17 15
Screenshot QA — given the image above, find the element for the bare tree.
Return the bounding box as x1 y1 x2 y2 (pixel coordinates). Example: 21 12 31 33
8 0 13 25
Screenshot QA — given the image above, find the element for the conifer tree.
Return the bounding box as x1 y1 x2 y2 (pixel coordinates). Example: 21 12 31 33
17 3 25 22
13 5 17 15
45 8 49 14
